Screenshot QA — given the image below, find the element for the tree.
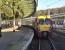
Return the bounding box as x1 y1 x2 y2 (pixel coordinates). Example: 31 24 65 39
1 0 37 32
1 0 36 18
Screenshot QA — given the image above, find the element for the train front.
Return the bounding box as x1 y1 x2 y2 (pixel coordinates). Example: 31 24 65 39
34 16 53 39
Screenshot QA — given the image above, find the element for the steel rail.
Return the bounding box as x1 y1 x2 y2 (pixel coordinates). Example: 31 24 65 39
48 38 56 50
38 39 40 50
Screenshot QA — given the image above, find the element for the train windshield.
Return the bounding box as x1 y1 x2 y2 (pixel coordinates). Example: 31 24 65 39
45 19 51 24
39 19 51 24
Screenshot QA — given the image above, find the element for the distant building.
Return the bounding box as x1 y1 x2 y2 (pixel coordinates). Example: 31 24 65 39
34 6 65 16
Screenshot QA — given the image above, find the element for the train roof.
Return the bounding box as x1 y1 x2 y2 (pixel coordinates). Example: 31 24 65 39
37 15 51 19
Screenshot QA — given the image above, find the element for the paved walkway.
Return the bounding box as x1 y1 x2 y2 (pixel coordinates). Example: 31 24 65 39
0 27 34 50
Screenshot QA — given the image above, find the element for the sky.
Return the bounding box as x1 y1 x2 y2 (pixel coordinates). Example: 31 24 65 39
37 0 65 10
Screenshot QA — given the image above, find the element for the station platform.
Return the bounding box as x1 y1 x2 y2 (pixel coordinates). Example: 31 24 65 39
0 27 34 50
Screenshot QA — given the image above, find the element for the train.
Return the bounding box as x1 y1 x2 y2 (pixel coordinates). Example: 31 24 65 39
33 15 53 39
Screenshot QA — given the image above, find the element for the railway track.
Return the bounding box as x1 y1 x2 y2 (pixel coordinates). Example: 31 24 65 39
27 38 56 50
27 38 39 50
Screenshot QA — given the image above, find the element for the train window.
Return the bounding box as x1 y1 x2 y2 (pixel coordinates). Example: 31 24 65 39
39 19 45 24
